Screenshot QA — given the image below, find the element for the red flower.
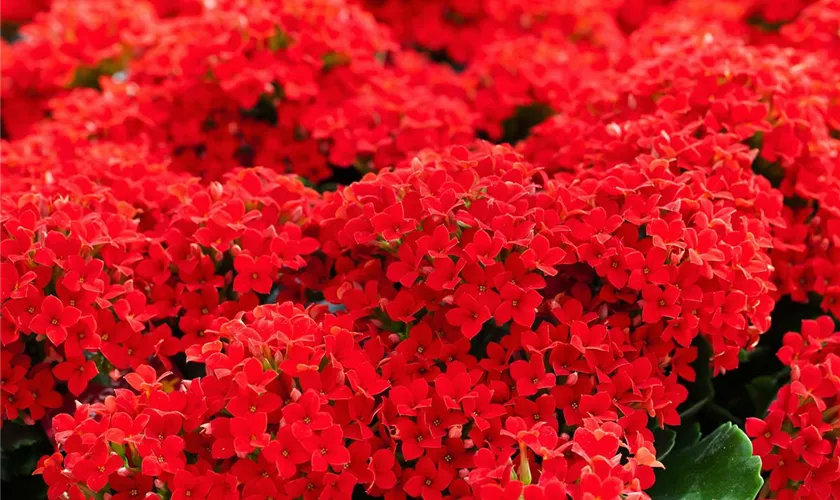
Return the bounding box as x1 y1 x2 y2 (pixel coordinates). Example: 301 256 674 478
110 474 154 500
790 363 829 411
791 425 832 468
124 364 169 395
494 284 542 327
0 349 28 394
26 370 62 421
641 284 680 323
395 323 443 362
113 290 153 333
404 457 453 500
575 472 623 500
139 435 186 476
262 427 310 478
479 481 523 500
135 242 172 286
416 225 457 258
745 410 791 457
520 234 565 276
63 315 100 358
231 412 271 456
462 385 506 431
302 425 351 472
595 247 633 289
319 471 357 499
28 295 81 345
626 246 670 289
0 262 32 299
394 418 441 460
61 257 105 294
446 293 492 339
513 394 558 430
463 230 504 265
369 449 398 490
1 388 29 426
226 388 282 418
171 470 212 500
52 357 98 396
387 244 423 286
385 290 423 323
510 356 555 397
371 203 417 241
71 442 123 491
283 390 333 439
233 254 275 294
425 257 464 291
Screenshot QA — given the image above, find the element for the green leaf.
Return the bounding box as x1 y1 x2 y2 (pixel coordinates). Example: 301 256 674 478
1 423 51 487
745 375 779 417
653 427 677 461
737 346 769 364
499 102 554 144
67 56 127 90
322 52 351 71
268 26 292 51
752 156 784 188
671 422 702 454
649 423 763 500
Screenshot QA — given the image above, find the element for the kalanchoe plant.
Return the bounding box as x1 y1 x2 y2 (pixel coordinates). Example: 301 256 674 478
2 0 840 499
36 302 393 499
746 316 840 499
0 165 320 425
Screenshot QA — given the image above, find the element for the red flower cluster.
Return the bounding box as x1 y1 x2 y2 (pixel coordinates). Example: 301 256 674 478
747 317 840 499
0 0 159 138
37 303 393 499
2 0 474 182
359 0 626 64
519 25 840 317
1 162 320 424
25 141 785 499
2 0 840 499
320 141 776 372
781 0 840 56
0 0 51 23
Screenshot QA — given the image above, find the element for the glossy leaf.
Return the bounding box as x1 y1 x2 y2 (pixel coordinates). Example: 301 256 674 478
649 423 763 500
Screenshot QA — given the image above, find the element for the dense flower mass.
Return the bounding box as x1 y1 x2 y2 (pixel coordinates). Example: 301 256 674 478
746 317 840 500
2 134 321 425
2 0 840 499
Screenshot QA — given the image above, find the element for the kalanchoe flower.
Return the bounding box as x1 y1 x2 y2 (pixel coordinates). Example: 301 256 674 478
52 357 98 396
747 317 840 499
38 303 395 498
29 295 82 346
6 1 840 499
1 159 320 423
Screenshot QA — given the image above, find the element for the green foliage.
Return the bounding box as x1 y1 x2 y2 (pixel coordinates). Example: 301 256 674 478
68 56 127 90
268 27 292 51
499 103 554 144
653 427 677 461
649 423 763 500
678 337 714 420
1 423 51 500
745 375 780 417
322 52 351 71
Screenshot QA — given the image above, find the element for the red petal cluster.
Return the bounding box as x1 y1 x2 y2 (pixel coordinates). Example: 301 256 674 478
747 317 840 499
1 0 840 499
2 162 319 422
